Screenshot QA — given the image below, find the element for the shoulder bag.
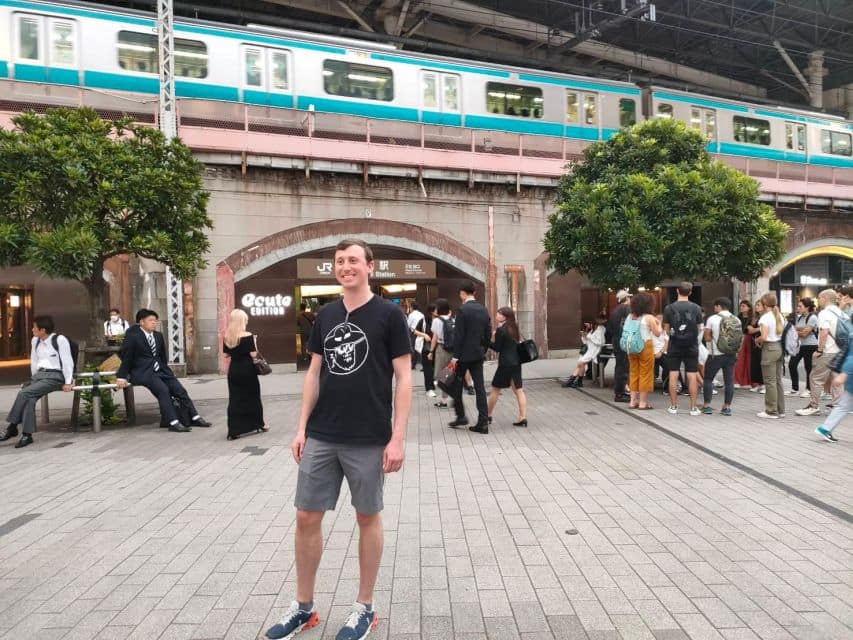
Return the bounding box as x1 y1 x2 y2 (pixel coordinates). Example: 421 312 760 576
252 335 272 376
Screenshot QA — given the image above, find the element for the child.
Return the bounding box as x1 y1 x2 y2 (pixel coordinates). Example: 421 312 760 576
563 314 607 388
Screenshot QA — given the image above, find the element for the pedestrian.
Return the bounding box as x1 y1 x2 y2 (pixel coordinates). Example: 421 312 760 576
223 308 267 440
815 343 851 442
427 299 454 408
608 289 632 403
663 282 704 415
701 297 741 416
297 303 315 361
795 289 845 416
407 302 425 370
755 292 785 418
486 307 528 427
839 285 853 319
623 292 661 410
747 299 766 393
0 316 74 449
653 313 669 389
447 280 491 434
787 298 818 398
733 300 753 388
265 238 411 640
563 314 607 388
415 303 437 397
115 309 212 432
103 308 130 346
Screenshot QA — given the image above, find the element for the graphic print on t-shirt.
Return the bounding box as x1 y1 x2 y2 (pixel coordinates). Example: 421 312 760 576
323 320 370 375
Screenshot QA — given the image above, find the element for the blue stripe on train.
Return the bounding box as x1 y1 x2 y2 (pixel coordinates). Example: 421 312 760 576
296 95 419 122
652 91 749 113
421 111 462 127
518 73 640 96
370 53 510 78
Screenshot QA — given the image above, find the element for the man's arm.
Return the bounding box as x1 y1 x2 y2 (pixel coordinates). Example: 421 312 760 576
452 309 466 361
30 338 38 378
384 353 412 473
291 353 322 463
816 327 829 355
116 334 134 382
57 336 74 388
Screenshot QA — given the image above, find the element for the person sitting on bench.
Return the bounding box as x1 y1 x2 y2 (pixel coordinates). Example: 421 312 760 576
116 309 211 432
1 316 74 449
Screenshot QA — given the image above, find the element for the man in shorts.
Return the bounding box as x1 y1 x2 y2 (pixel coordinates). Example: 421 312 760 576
662 282 704 416
266 238 412 640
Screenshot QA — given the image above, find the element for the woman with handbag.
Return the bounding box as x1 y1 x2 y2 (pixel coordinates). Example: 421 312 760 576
487 307 528 427
563 314 607 388
223 309 268 440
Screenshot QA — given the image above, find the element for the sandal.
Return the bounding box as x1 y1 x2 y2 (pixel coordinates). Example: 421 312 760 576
258 426 269 432
628 404 639 409
637 405 653 410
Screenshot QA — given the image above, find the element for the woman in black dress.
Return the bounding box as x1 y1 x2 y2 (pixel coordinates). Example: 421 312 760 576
487 306 528 427
223 309 267 440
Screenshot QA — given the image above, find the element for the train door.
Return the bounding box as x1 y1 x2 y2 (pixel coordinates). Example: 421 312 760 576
690 106 717 151
419 70 461 125
241 44 265 97
565 89 600 140
12 13 78 84
784 122 807 157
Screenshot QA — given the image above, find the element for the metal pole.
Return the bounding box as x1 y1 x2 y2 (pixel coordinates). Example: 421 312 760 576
158 0 185 368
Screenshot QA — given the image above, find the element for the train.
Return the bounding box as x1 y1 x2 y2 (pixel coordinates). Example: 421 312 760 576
1 0 852 169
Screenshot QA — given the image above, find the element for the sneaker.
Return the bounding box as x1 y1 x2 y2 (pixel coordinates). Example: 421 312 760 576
667 406 678 415
749 386 759 393
702 406 713 415
266 601 320 640
815 426 839 442
756 411 778 419
821 392 831 400
785 389 799 396
795 406 821 417
799 390 811 398
712 389 718 395
689 407 701 417
720 408 732 416
336 602 377 640
426 390 436 398
759 387 766 394
713 380 724 388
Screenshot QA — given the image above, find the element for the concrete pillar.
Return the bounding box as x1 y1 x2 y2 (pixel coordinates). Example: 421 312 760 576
808 50 825 109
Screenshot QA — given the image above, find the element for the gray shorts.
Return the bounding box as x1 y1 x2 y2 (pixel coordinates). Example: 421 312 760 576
295 438 386 514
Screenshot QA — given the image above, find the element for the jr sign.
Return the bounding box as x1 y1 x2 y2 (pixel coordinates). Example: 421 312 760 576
297 258 436 280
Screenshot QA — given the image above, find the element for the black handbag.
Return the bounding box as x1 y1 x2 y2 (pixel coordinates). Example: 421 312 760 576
253 335 272 376
517 339 539 364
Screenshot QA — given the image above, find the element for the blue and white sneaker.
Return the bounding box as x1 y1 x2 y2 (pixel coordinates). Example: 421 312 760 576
266 601 320 639
815 426 838 443
336 602 377 640
720 408 732 417
702 406 713 415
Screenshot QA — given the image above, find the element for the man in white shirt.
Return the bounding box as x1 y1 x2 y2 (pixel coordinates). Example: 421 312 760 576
1 316 74 449
796 289 843 416
700 297 739 416
104 308 130 345
406 302 425 370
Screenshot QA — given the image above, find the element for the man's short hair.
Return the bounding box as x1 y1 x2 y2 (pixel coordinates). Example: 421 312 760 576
109 308 120 314
300 302 307 311
335 238 374 263
33 315 55 334
410 301 419 311
818 289 838 306
136 308 158 323
458 280 476 295
714 297 732 311
840 285 853 298
677 281 693 296
436 298 450 315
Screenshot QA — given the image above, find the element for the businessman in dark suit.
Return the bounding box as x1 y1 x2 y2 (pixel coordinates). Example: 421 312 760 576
448 281 492 433
116 309 211 432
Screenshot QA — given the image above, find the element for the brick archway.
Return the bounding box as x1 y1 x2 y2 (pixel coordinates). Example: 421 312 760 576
216 218 489 371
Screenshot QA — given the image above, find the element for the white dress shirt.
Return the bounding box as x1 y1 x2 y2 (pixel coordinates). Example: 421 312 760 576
30 334 74 384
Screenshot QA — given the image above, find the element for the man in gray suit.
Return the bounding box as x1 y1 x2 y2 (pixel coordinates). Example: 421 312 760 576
448 281 492 433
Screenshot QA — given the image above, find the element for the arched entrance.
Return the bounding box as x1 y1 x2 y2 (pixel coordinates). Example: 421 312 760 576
217 219 488 371
768 238 853 313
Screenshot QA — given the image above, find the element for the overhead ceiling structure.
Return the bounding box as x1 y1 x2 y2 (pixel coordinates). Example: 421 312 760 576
111 0 853 112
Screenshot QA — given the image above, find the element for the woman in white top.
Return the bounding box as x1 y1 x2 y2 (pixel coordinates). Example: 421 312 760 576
756 292 785 418
563 314 607 389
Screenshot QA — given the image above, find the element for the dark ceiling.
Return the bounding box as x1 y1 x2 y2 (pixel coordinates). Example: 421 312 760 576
104 0 853 111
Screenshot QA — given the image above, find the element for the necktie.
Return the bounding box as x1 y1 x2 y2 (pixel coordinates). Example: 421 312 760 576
147 332 160 372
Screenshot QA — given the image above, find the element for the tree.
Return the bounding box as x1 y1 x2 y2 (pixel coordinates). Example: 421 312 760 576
0 107 211 346
543 118 789 290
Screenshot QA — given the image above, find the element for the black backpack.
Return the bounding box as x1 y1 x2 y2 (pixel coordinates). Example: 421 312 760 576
669 305 700 351
440 316 456 349
51 334 80 373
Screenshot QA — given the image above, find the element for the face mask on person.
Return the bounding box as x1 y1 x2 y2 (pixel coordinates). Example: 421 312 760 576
110 315 119 322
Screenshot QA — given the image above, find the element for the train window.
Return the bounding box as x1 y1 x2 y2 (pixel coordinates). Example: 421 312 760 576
323 60 393 101
566 93 578 122
244 48 263 87
733 116 770 145
690 107 716 139
785 123 806 151
421 72 438 108
117 32 207 78
619 99 636 127
49 20 75 66
584 95 597 125
565 91 597 124
270 50 289 91
657 103 673 118
822 130 852 156
17 15 40 61
443 75 459 111
488 82 543 118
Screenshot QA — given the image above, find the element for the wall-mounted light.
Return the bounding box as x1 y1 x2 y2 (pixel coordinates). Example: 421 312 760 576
8 295 20 308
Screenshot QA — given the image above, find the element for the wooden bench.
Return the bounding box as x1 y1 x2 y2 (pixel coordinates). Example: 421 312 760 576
590 344 615 388
38 371 136 433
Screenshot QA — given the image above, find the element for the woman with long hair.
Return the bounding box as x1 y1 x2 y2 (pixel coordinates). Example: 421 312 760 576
787 297 818 398
487 307 528 427
624 293 662 410
733 300 753 388
223 309 267 439
747 299 766 392
756 292 785 418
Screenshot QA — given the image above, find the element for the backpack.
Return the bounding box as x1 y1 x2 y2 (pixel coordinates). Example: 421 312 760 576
830 309 851 351
716 314 744 355
669 305 700 351
782 322 800 357
440 316 456 349
51 334 80 373
619 317 646 354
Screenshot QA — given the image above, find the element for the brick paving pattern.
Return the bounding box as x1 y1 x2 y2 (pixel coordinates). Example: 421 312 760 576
0 376 851 640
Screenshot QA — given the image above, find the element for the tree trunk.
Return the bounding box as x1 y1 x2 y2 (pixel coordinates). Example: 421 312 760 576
86 265 107 348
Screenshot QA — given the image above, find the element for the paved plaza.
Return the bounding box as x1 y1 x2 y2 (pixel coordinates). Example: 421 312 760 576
0 360 851 640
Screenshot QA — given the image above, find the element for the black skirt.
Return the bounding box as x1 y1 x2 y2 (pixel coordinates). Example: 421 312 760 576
492 365 522 389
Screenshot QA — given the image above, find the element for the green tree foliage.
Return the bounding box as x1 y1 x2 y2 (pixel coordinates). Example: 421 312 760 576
543 118 789 290
0 108 211 344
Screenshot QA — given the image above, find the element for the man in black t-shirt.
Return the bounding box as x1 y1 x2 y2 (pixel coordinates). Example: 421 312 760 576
266 239 411 640
662 281 705 416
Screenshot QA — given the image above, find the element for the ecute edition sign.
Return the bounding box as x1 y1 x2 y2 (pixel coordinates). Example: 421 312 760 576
241 293 293 317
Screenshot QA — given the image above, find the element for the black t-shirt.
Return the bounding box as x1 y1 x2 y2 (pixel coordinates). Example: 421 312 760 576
307 295 411 445
663 300 704 354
